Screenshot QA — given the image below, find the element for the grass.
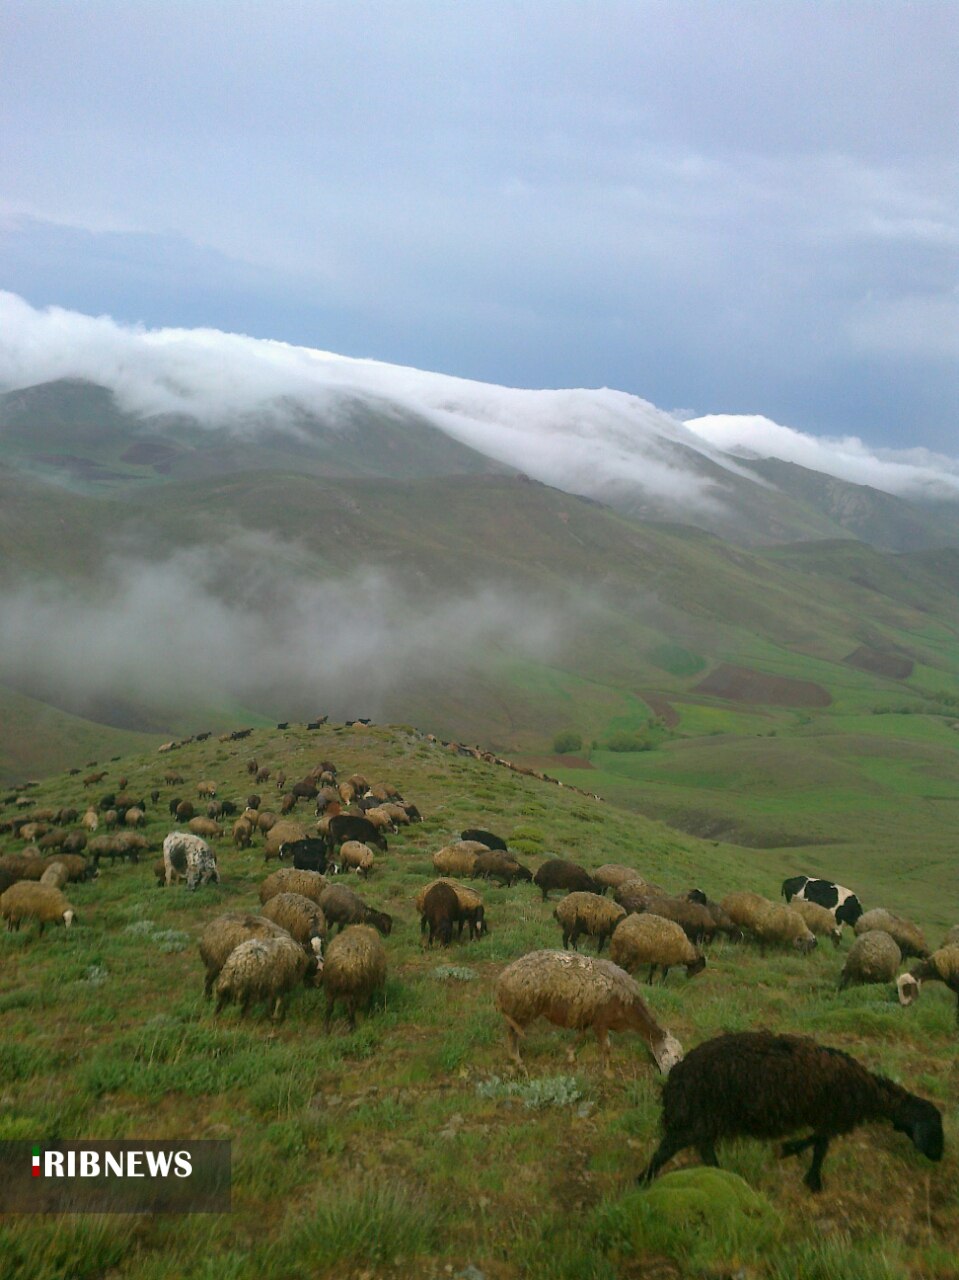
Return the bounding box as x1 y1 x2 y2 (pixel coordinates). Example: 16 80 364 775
1 722 957 1278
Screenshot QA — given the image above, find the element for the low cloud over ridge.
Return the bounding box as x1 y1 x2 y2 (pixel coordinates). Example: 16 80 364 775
2 291 957 506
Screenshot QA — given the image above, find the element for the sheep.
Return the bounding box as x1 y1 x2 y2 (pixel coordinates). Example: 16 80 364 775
420 881 460 947
153 857 172 888
80 808 98 832
322 924 387 1030
259 892 327 951
533 859 603 901
414 879 487 940
941 925 959 949
432 843 485 878
593 864 648 893
61 831 88 856
461 827 508 851
840 930 902 989
1 882 76 934
279 836 329 874
214 934 320 1021
495 949 683 1079
41 853 97 883
361 806 395 833
279 792 298 816
752 903 817 956
897 946 959 1023
263 820 308 860
196 780 217 799
643 894 721 946
188 817 223 840
317 884 393 936
790 898 843 947
471 849 532 887
553 892 626 953
232 817 254 850
637 1030 943 1193
610 913 706 984
175 800 195 823
855 908 929 960
614 879 664 914
198 912 297 997
207 801 223 819
259 868 327 906
327 813 388 853
339 840 375 877
720 890 774 935
162 832 219 890
40 861 70 889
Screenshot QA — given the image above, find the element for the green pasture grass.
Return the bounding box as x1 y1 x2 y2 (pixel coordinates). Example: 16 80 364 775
1 723 958 1279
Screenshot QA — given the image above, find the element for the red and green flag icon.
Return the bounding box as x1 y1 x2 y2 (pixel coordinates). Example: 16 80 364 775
32 1146 41 1177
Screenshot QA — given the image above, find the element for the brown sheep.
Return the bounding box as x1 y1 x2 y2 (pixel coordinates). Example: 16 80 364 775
322 925 387 1030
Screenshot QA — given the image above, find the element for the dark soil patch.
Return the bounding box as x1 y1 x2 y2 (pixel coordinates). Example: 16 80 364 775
529 755 595 770
637 691 680 728
843 645 914 680
692 663 832 708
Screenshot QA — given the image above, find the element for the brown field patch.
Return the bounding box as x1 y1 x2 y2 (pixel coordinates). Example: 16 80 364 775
637 691 680 728
527 754 595 770
692 662 832 707
843 645 914 680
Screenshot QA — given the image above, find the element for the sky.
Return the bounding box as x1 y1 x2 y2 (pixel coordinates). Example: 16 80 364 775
2 1 957 452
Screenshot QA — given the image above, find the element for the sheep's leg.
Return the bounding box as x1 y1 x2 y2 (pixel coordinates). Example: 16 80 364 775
697 1141 719 1166
803 1134 830 1193
324 993 335 1032
646 964 656 985
565 1029 592 1068
271 996 284 1022
661 967 670 984
637 1133 687 1184
595 1028 614 1078
503 1017 527 1074
780 1134 817 1158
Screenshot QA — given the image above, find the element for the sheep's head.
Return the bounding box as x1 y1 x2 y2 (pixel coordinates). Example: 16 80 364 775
62 909 75 928
686 956 706 979
652 1032 684 1074
794 934 818 955
897 973 921 1006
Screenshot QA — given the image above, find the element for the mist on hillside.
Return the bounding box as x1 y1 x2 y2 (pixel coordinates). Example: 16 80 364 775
5 290 957 508
0 533 565 728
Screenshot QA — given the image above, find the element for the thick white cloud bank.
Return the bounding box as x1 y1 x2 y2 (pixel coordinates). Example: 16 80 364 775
685 414 959 500
2 291 957 506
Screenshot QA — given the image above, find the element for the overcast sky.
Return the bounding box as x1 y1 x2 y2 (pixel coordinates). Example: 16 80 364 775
2 1 957 451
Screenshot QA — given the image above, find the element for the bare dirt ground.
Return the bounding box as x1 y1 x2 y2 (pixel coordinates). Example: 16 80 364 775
843 645 914 680
692 663 832 707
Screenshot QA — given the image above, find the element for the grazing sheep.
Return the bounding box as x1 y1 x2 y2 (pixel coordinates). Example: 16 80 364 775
255 810 279 836
317 884 392 936
259 868 327 906
855 909 929 960
554 892 626 953
214 934 319 1021
644 894 721 946
720 891 773 935
42 853 98 883
637 1030 943 1192
610 913 706 984
153 857 172 888
163 770 184 785
196 780 217 799
264 820 309 860
322 924 387 1030
461 827 508 851
198 912 295 997
1 882 76 934
414 880 487 940
898 946 959 1023
593 864 647 892
40 861 70 889
361 806 395 833
420 881 461 947
471 849 532 886
279 792 299 816
233 817 254 849
432 843 486 878
80 808 98 832
840 931 901 989
255 767 271 785
495 950 683 1078
260 892 327 951
339 840 375 877
61 831 88 856
791 899 843 947
162 832 219 890
614 879 664 914
188 817 223 840
533 859 603 901
175 800 195 823
327 814 388 854
752 903 817 956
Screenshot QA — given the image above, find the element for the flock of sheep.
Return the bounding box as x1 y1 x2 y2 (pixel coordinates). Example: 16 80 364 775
1 730 955 1195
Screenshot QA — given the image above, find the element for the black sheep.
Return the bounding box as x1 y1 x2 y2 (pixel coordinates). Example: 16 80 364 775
638 1030 943 1193
533 858 602 902
279 836 329 874
461 827 508 851
419 881 460 948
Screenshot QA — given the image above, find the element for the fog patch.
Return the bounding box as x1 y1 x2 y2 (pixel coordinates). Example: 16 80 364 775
0 541 563 725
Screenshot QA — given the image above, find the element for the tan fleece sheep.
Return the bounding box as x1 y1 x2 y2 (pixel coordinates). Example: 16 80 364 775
494 949 684 1078
855 909 929 960
322 924 387 1031
593 864 649 892
432 841 487 877
720 891 775 934
753 903 817 955
264 820 308 860
260 892 327 950
840 930 902 988
39 861 70 889
198 912 293 997
1 882 76 935
214 934 319 1020
553 891 626 953
791 899 844 947
259 867 327 906
339 840 375 877
610 913 706 984
897 945 959 1023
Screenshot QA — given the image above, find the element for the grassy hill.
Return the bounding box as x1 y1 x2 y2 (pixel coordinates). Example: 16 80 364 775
1 722 957 1279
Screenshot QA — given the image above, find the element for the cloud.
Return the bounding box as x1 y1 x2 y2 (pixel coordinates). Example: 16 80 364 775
0 535 562 723
684 413 959 499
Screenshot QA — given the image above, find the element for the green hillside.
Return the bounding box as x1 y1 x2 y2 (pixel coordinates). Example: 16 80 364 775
1 723 956 1279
